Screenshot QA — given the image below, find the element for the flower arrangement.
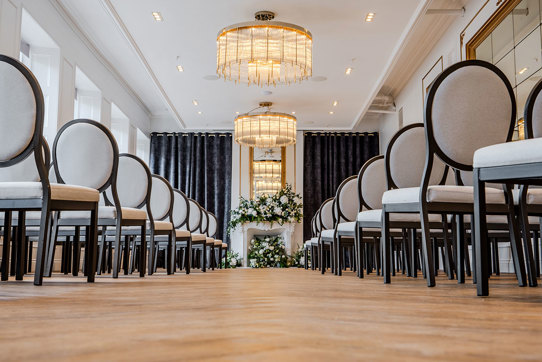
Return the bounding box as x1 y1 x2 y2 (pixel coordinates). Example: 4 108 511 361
248 235 288 268
289 246 306 268
228 184 303 234
221 250 241 269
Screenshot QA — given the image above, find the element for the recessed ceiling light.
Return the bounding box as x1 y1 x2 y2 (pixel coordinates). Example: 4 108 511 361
198 111 202 115
177 65 184 72
519 67 528 74
365 13 375 22
152 12 163 21
329 111 334 115
345 67 353 75
192 99 199 106
333 100 338 107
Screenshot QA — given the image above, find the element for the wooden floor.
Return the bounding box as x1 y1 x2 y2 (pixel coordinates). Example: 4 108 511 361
1 269 542 361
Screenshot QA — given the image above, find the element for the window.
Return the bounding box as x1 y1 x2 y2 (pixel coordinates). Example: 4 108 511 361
20 9 60 144
74 67 101 120
110 103 130 153
136 128 150 164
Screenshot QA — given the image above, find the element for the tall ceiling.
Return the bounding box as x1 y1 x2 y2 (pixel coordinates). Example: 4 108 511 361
57 0 427 131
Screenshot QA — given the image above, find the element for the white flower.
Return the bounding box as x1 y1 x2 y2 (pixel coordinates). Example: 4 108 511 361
231 258 237 265
269 246 274 251
248 208 254 214
280 196 288 204
259 249 264 254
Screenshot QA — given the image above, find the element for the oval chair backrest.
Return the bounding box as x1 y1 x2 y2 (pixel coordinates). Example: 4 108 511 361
187 199 202 232
319 198 335 231
0 55 44 170
336 176 358 223
149 175 173 221
0 138 50 182
172 189 189 229
106 154 150 209
200 208 209 235
358 155 386 210
207 213 218 238
386 123 446 189
525 77 542 139
54 119 118 192
425 60 515 170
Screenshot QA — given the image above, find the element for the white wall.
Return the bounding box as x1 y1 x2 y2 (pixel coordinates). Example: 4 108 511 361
0 0 151 146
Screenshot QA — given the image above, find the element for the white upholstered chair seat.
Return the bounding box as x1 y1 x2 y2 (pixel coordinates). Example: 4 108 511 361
61 206 146 220
382 186 505 205
321 229 335 239
191 233 207 241
357 209 442 223
473 138 542 168
337 222 356 233
0 210 41 221
151 220 173 230
175 229 191 238
0 182 99 202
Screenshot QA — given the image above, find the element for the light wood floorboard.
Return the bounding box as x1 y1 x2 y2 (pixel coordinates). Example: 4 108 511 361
0 269 542 361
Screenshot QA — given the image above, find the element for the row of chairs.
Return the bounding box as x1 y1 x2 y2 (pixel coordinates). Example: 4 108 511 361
0 54 227 285
304 59 542 296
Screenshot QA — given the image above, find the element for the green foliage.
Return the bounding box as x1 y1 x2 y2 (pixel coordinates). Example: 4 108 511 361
228 184 303 235
248 235 288 268
221 250 241 269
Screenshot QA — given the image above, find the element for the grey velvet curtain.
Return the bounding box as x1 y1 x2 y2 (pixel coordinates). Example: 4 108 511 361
303 132 379 241
149 132 232 244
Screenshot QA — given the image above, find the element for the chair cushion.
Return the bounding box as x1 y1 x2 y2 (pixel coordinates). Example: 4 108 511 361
357 209 442 223
321 229 334 239
191 233 207 241
175 229 191 238
61 206 146 220
337 222 356 233
382 186 505 205
0 210 42 222
222 243 228 248
214 239 223 246
0 182 99 202
206 237 215 245
151 220 173 230
473 138 542 168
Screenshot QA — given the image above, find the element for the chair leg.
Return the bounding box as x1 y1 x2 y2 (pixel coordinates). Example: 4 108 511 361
1 211 12 281
15 211 26 281
34 200 51 286
85 204 98 283
167 232 174 275
129 236 137 274
139 225 147 277
473 170 489 295
72 226 80 276
185 238 191 275
518 194 537 287
382 210 391 284
534 228 540 278
148 230 155 276
504 187 527 287
419 207 435 288
112 222 123 278
45 214 59 277
455 214 465 284
410 228 417 279
97 226 106 276
27 239 33 273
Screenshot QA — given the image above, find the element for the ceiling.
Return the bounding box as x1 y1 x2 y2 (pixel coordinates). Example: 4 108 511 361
58 0 427 131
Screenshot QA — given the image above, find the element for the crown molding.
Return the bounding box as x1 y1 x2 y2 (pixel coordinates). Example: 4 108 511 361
50 0 152 119
99 0 186 128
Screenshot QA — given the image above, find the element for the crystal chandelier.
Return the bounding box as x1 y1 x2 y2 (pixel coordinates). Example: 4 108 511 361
234 102 296 148
253 160 282 180
217 11 312 86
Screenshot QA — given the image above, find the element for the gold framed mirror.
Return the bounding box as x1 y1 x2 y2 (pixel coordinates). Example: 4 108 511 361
466 0 541 140
249 147 286 199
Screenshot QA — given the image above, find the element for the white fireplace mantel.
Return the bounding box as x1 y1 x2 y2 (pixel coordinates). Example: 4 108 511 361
236 222 296 267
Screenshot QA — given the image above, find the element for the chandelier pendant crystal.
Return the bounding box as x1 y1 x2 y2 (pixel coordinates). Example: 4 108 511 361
234 102 296 148
217 11 312 86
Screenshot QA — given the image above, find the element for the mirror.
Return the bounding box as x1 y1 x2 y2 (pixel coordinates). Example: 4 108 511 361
470 0 542 140
249 147 286 199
